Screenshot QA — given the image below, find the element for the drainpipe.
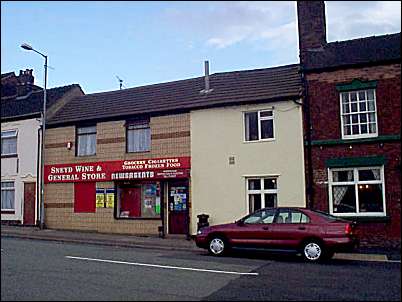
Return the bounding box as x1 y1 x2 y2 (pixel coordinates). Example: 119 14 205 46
300 64 314 209
36 127 41 226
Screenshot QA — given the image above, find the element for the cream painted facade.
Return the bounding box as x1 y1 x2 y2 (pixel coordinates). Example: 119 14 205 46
190 100 306 235
1 118 41 224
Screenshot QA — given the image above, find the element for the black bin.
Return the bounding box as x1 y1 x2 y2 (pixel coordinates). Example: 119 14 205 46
197 214 209 231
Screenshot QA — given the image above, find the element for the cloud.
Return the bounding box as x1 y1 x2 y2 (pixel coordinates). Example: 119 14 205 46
162 1 400 64
326 1 401 41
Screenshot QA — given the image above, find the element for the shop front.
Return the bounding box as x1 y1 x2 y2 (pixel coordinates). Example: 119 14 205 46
44 156 190 236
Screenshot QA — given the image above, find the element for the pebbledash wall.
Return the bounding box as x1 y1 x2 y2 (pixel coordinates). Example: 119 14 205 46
307 64 401 248
44 113 190 235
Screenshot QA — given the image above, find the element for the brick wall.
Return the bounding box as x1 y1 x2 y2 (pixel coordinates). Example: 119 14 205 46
306 64 401 141
44 113 190 235
305 64 401 248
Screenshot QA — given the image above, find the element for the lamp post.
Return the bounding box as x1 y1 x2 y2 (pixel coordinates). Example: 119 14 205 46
21 43 48 229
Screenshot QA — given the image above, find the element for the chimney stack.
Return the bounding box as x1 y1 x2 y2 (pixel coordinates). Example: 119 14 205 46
297 1 327 64
200 60 213 94
17 69 34 96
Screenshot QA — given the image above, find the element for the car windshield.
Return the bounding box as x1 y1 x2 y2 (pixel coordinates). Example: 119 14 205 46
311 210 346 222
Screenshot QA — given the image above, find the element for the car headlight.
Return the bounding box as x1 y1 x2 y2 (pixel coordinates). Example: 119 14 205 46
197 227 207 235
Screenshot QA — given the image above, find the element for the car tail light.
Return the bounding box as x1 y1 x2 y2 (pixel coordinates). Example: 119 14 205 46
345 223 352 235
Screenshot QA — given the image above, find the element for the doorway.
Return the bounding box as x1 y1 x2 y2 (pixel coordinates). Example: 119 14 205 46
23 182 36 225
167 181 189 234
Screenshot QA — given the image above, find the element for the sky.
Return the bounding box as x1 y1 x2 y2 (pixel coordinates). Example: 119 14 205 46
1 1 401 94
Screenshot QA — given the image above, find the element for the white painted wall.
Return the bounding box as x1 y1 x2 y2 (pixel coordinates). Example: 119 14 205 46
190 101 306 235
1 118 40 223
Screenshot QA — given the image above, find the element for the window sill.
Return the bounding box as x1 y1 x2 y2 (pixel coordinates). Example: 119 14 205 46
126 150 151 154
1 154 17 158
243 138 275 144
76 154 97 157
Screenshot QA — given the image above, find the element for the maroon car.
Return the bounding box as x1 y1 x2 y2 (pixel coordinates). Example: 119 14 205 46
195 207 358 262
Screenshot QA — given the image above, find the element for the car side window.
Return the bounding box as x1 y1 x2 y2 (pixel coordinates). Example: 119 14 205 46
244 209 276 224
276 210 310 224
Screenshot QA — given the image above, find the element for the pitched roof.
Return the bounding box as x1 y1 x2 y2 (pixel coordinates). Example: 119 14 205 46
1 84 83 120
1 72 15 80
303 32 401 71
48 64 301 126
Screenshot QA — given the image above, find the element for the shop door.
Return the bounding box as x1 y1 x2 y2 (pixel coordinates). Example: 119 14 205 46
168 182 188 234
120 187 141 217
23 182 36 225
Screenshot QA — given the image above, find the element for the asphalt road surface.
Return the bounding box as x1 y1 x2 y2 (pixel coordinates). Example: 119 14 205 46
1 237 400 301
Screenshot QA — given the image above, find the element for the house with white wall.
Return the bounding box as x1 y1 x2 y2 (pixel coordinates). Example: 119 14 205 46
1 69 84 225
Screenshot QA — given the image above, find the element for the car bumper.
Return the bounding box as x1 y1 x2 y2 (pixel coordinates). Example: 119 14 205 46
325 236 359 252
195 235 208 249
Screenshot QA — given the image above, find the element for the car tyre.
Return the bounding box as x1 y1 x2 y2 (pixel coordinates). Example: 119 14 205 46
208 236 228 256
302 240 324 262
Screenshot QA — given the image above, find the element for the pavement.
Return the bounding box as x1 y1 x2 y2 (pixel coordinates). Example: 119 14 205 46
1 225 400 262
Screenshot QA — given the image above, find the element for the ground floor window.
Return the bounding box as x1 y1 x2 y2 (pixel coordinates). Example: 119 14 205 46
247 177 278 213
117 182 161 218
1 181 15 210
328 166 386 216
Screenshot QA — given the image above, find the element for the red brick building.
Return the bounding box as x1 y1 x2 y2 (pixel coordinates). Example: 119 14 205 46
297 1 401 248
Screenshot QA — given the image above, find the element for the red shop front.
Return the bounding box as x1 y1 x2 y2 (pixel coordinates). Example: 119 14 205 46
45 156 191 236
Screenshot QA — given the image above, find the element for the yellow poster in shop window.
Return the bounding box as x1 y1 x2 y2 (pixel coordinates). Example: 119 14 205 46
96 190 105 208
106 192 115 208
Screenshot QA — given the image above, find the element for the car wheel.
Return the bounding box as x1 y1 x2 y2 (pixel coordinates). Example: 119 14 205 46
302 241 324 262
208 236 228 256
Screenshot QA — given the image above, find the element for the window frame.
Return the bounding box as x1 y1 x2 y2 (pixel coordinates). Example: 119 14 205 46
246 176 278 213
75 124 97 157
1 130 18 157
125 118 151 153
243 109 275 143
339 89 378 140
328 166 386 217
1 181 15 211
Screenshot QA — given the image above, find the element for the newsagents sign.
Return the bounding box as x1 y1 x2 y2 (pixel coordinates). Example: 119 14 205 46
44 156 191 183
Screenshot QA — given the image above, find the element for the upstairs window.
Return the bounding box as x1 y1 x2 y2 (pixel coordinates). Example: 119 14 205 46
76 125 96 156
126 118 151 153
1 130 17 156
340 89 378 139
244 110 274 141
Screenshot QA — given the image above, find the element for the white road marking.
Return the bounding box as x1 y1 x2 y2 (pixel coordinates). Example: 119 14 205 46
65 256 259 276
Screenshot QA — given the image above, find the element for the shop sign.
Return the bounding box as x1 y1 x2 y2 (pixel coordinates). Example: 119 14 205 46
45 157 190 183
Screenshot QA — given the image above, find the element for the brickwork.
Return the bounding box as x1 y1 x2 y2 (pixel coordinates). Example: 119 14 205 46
305 64 401 248
44 113 190 235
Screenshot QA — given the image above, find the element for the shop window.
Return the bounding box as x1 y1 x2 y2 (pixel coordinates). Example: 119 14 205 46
328 166 386 216
1 130 17 156
126 118 151 153
117 182 161 218
244 110 274 142
76 125 96 156
247 177 278 213
1 181 15 210
74 182 96 213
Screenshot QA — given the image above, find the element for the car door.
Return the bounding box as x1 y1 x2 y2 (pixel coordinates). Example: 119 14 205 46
269 209 311 249
229 208 277 248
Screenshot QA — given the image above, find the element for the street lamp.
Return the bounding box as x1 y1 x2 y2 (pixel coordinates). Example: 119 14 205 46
21 43 48 229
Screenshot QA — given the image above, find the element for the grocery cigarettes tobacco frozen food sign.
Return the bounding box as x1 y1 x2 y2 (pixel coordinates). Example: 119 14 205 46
44 157 191 183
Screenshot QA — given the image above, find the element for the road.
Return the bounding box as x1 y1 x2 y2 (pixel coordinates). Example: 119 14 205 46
1 237 400 301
